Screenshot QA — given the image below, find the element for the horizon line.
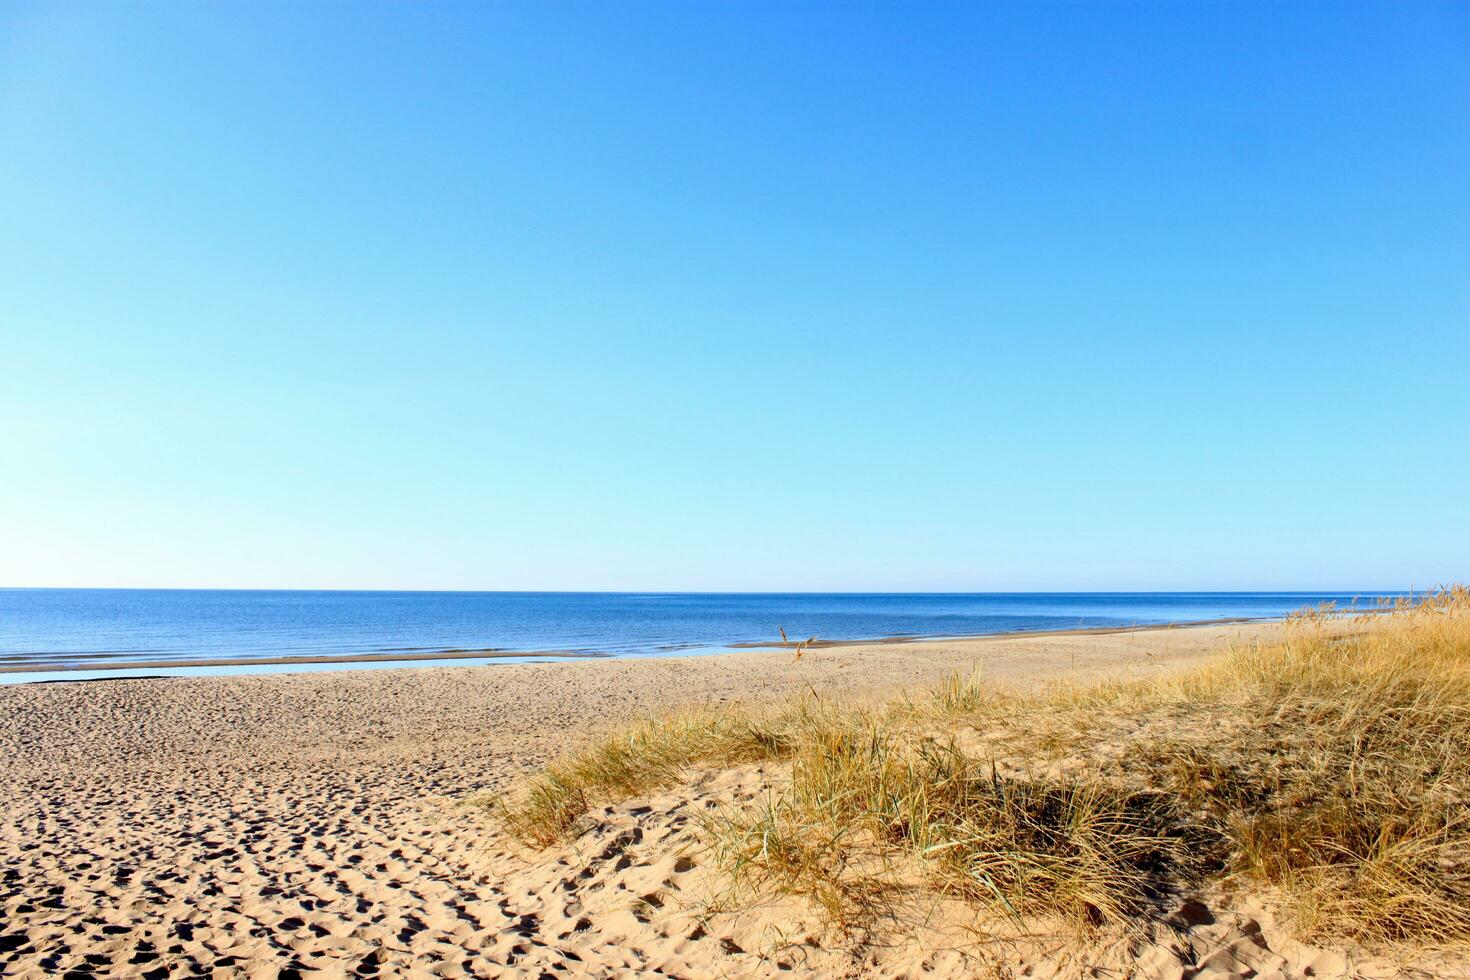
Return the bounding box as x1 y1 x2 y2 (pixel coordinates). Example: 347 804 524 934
0 585 1422 595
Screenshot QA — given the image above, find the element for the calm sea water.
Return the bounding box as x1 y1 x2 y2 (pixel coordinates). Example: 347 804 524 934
0 590 1398 683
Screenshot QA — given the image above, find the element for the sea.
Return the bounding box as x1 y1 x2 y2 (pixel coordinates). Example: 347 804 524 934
0 589 1400 683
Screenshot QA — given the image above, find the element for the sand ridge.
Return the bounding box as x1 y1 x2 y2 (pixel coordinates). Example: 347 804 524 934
1 621 1446 977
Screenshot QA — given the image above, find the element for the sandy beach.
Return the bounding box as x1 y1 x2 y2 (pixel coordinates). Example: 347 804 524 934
7 0 1461 972
0 620 1442 978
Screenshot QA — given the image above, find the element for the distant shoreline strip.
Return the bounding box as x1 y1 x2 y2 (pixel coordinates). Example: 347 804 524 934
0 614 1322 676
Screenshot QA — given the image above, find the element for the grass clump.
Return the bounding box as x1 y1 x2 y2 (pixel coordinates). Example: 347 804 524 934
707 727 1197 935
494 706 804 845
1123 587 1470 945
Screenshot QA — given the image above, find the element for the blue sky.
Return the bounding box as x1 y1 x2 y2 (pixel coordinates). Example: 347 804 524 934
1 2 1466 591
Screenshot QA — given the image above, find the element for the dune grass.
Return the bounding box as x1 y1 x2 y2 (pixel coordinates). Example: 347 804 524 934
699 725 1200 936
492 709 791 846
492 589 1470 949
1115 590 1470 945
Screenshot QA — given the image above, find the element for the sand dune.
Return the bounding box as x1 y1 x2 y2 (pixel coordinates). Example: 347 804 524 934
2 622 1454 977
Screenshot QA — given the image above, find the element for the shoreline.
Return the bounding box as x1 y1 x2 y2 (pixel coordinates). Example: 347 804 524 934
0 612 1294 678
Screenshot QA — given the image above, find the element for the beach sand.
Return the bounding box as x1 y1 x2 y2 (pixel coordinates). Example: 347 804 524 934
0 621 1442 978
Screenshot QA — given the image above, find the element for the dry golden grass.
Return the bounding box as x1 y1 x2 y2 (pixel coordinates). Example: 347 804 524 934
491 707 801 845
700 726 1198 937
1115 590 1470 946
493 589 1470 951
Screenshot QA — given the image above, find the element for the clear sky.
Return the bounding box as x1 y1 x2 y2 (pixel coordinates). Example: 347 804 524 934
1 2 1466 592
